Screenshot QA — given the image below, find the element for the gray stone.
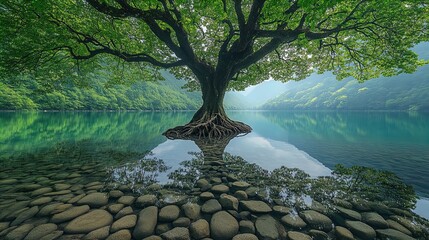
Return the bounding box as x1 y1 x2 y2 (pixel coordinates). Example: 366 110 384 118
161 227 190 240
211 211 239 240
38 203 62 216
109 190 124 198
239 220 255 234
162 194 187 205
11 206 39 226
0 222 10 232
376 229 416 240
233 190 248 201
182 203 201 220
362 212 388 229
24 223 57 240
231 181 250 190
199 192 214 201
31 188 53 197
240 201 272 213
211 184 229 194
108 204 125 214
255 214 284 240
135 195 157 207
308 229 329 240
67 194 85 204
196 179 210 188
159 205 180 222
54 184 71 191
51 205 90 223
76 193 108 207
5 224 34 240
190 219 210 239
232 233 258 240
43 190 72 196
219 195 238 211
287 231 312 240
336 206 361 221
201 199 221 214
118 196 135 205
83 226 110 240
281 214 307 229
386 219 412 236
115 206 133 219
299 210 333 232
50 204 72 214
273 205 291 215
335 226 354 240
39 230 63 240
173 217 191 228
133 206 158 239
156 223 171 235
106 229 132 240
111 214 137 232
64 210 113 234
345 220 376 239
142 236 162 240
389 215 423 235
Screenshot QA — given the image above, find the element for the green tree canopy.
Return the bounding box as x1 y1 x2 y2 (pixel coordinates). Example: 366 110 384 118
1 0 428 138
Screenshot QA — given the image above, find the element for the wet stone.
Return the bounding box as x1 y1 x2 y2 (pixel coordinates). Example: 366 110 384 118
211 211 238 240
190 219 210 239
196 179 210 188
12 206 39 226
0 222 10 232
240 200 272 213
43 190 72 196
335 226 354 240
31 188 53 197
156 223 172 235
109 190 124 198
29 197 52 206
201 199 222 214
64 210 113 234
83 226 110 240
159 205 180 222
219 194 239 211
51 205 90 223
335 206 361 221
255 214 284 240
161 227 190 240
234 190 248 201
108 204 125 214
345 220 376 239
76 193 108 207
133 206 158 239
211 184 229 194
281 214 307 229
386 219 412 236
5 223 34 240
232 233 258 240
39 230 63 240
362 212 388 229
173 217 191 228
24 223 57 240
106 229 132 240
308 229 329 240
273 205 291 215
111 214 137 233
54 184 71 191
232 181 250 190
50 204 72 214
118 196 135 205
299 210 333 232
239 220 255 234
287 231 312 240
67 194 85 204
38 203 62 216
136 195 157 208
182 203 201 220
199 192 214 201
376 228 416 240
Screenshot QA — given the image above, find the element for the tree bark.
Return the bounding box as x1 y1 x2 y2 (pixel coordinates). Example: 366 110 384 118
163 75 252 140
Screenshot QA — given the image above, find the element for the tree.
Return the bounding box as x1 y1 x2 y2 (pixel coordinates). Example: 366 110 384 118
1 0 428 139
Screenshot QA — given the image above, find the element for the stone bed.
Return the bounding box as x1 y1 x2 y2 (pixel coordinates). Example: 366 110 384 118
0 159 428 240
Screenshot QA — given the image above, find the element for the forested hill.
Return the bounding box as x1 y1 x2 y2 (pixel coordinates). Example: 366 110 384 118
263 44 429 111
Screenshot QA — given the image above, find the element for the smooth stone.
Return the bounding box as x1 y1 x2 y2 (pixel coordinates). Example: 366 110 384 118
106 229 132 240
29 197 53 206
31 188 53 197
38 203 62 216
362 212 388 229
336 206 361 221
0 179 18 185
233 191 248 201
255 214 284 240
345 220 376 239
196 179 210 188
142 236 162 240
161 194 187 205
281 214 307 229
11 206 39 226
335 226 354 240
51 205 90 223
50 204 72 214
118 196 135 205
133 206 158 239
39 230 63 240
76 193 108 207
108 204 125 214
273 205 291 215
201 199 221 214
54 184 71 191
115 206 133 219
18 184 42 192
232 233 258 240
111 214 137 232
24 223 57 240
232 181 250 190
389 215 423 234
299 210 333 232
333 199 353 209
239 220 255 234
156 223 172 235
219 195 239 211
173 217 191 228
67 194 85 204
5 224 34 240
376 228 416 240
211 211 239 240
64 210 113 234
199 192 214 201
43 190 71 196
386 219 412 235
109 190 124 198
211 184 229 194
159 205 180 222
0 222 10 232
182 203 201 220
135 195 157 207
83 226 110 240
240 201 272 213
308 229 329 240
190 219 210 239
287 231 312 240
161 227 190 240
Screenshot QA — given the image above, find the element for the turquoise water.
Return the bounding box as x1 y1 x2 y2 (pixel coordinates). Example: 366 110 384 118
1 111 428 217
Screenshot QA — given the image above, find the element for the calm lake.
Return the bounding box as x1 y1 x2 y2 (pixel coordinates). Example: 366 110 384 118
1 111 429 220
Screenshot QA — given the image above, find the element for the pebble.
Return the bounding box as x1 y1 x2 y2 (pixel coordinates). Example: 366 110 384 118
190 219 210 239
118 196 135 205
287 231 312 240
202 199 222 214
299 210 333 232
5 224 34 240
115 206 133 219
135 195 157 207
106 229 132 240
109 190 124 198
76 193 108 207
182 203 201 220
255 214 284 240
234 190 248 200
219 194 239 211
159 205 180 222
11 206 39 226
199 192 214 201
64 210 113 234
345 220 376 239
108 204 125 214
173 217 191 228
133 206 158 239
335 226 354 240
111 215 137 233
211 211 238 240
376 228 416 240
231 181 250 190
83 226 110 240
29 197 52 206
240 200 272 213
51 205 90 223
31 188 53 197
160 227 190 240
335 206 362 221
24 223 57 240
281 214 307 229
361 212 388 229
38 203 62 216
232 233 258 240
239 220 255 234
211 184 229 194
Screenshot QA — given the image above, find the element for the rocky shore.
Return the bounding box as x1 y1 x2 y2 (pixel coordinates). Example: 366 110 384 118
1 157 429 240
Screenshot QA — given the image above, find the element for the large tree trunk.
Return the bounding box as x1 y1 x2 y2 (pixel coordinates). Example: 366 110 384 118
163 76 252 139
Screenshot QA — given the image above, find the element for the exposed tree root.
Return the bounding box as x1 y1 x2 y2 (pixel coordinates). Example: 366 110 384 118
163 113 252 140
